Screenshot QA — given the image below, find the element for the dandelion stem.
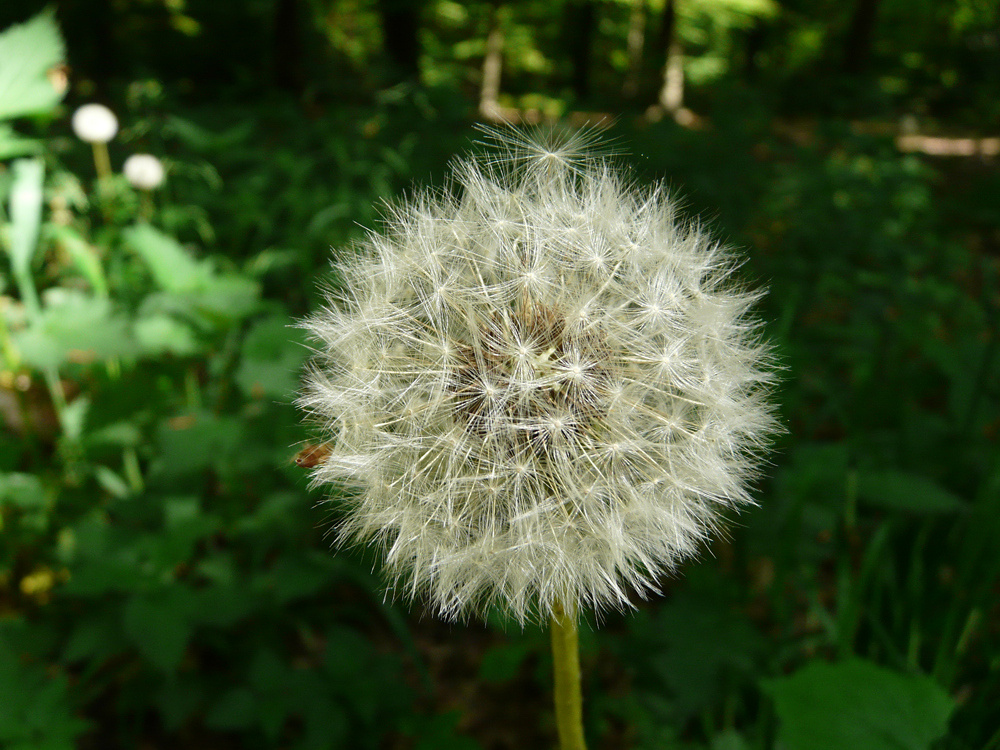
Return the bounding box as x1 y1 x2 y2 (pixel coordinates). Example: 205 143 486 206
92 141 112 182
551 599 587 750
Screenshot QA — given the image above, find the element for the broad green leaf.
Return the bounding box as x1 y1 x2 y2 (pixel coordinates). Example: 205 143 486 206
857 470 967 514
763 658 954 750
236 314 308 400
13 289 135 369
6 158 44 315
165 114 253 152
123 591 193 672
232 490 301 534
205 687 256 730
0 123 41 159
86 421 141 447
711 730 749 750
122 223 209 293
47 225 108 297
0 472 45 508
410 712 482 750
155 677 205 731
642 592 764 720
189 273 259 322
190 584 255 628
265 557 333 604
478 642 534 683
248 649 292 739
134 313 199 356
163 495 201 528
0 11 66 121
152 411 243 477
94 465 130 499
0 622 90 749
59 394 89 443
62 611 122 664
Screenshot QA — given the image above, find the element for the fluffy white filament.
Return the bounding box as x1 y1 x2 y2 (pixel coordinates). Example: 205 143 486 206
299 129 777 624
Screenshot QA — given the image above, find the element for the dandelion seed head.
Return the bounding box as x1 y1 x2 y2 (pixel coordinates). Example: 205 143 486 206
299 128 778 624
123 153 165 190
71 103 118 144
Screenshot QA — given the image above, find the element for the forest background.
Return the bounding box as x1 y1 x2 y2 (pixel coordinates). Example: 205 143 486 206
0 0 998 748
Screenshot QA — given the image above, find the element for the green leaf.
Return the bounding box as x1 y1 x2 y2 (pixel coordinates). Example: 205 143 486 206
409 712 482 750
189 273 259 322
155 677 205 731
265 556 333 604
122 591 193 672
134 313 199 356
762 658 954 750
0 11 66 121
190 584 255 628
478 642 534 683
86 421 141 447
857 470 967 514
642 592 764 720
59 394 89 443
122 223 210 293
165 114 253 153
232 490 301 534
153 411 243 477
236 314 308 400
205 687 256 730
93 465 130 499
6 158 44 315
47 226 108 297
0 472 45 508
13 289 135 369
0 123 41 159
62 609 117 662
0 621 90 749
711 730 749 750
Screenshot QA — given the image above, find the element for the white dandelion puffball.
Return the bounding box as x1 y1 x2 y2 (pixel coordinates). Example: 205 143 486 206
123 154 165 190
71 103 118 144
300 129 778 623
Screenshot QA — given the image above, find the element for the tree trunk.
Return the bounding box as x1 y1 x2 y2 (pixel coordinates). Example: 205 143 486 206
843 0 881 74
377 0 422 81
657 0 683 113
656 0 675 60
272 0 303 93
742 20 767 80
659 39 684 113
566 0 596 100
622 0 647 99
479 5 505 119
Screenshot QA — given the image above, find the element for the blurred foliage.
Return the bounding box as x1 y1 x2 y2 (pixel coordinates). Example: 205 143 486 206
0 3 998 750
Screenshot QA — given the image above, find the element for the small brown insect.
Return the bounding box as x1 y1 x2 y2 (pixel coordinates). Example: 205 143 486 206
293 443 331 468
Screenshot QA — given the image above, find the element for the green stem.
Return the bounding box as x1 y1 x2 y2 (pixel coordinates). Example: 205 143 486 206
140 190 155 221
551 600 587 750
92 142 112 182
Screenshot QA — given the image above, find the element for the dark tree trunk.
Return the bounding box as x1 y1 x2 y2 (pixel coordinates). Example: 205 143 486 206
272 0 303 93
656 0 682 113
378 0 423 82
566 0 596 100
743 20 767 80
622 0 647 99
843 0 882 74
479 4 505 119
62 0 119 85
656 0 676 61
